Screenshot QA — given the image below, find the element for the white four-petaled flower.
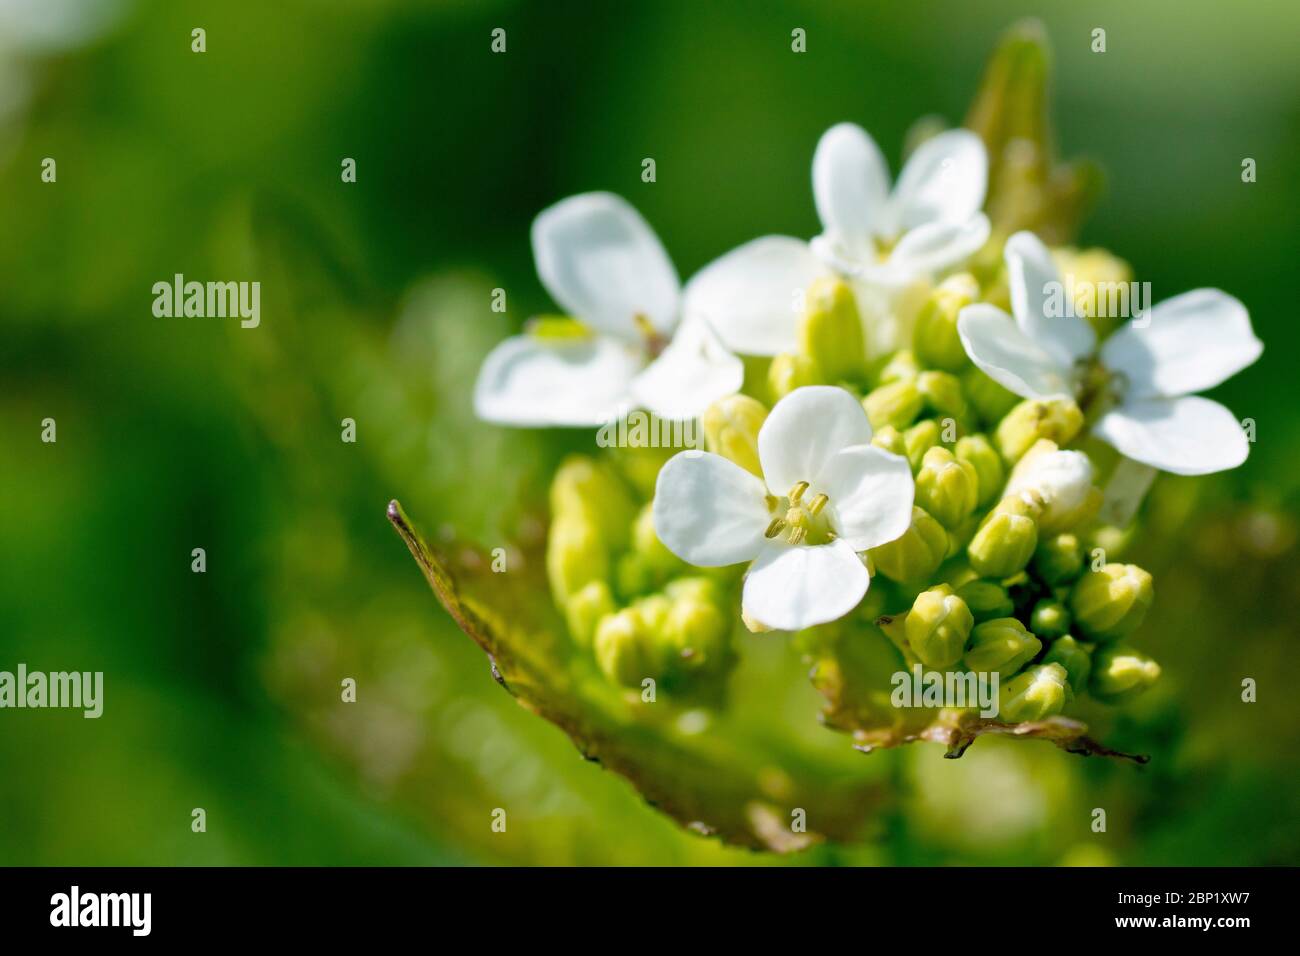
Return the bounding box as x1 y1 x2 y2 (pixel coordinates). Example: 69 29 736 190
652 386 914 631
474 192 743 426
957 231 1263 475
683 122 990 357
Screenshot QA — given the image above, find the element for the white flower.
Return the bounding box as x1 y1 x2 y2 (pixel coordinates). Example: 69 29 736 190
652 386 913 631
958 231 1263 475
684 122 990 357
1005 444 1097 533
474 192 743 426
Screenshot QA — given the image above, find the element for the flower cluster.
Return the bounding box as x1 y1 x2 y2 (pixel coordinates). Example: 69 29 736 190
475 117 1260 728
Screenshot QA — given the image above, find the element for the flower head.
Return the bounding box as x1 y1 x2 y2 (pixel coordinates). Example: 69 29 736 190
958 231 1263 475
652 386 913 631
474 192 743 426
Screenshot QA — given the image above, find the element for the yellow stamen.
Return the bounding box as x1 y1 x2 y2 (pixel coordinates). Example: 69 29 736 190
788 481 809 505
764 517 787 538
787 526 807 545
808 493 829 516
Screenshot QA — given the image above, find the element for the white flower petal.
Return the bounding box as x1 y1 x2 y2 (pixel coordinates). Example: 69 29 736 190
473 333 641 426
758 386 873 496
631 316 744 421
812 122 892 256
885 214 990 276
957 303 1074 399
682 236 826 356
652 450 770 566
1093 395 1250 476
890 129 988 230
1005 231 1096 367
815 445 914 552
532 192 680 339
1100 289 1262 399
742 538 869 631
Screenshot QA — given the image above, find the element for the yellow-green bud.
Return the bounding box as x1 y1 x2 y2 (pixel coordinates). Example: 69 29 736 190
550 455 635 550
702 394 768 477
800 276 866 382
917 370 967 420
768 352 823 400
1030 598 1071 640
1005 439 1102 532
871 424 907 458
915 446 979 529
863 379 923 431
962 367 1019 424
594 608 658 688
967 494 1039 578
904 418 942 472
1042 634 1091 687
663 583 730 674
964 617 1042 676
914 273 979 371
1070 563 1154 641
547 512 610 604
1033 532 1083 585
875 348 921 384
995 397 1084 464
998 663 1068 722
1089 644 1160 703
905 585 974 668
1051 247 1134 340
870 506 948 584
632 501 684 576
955 434 1004 507
955 579 1014 621
565 580 616 648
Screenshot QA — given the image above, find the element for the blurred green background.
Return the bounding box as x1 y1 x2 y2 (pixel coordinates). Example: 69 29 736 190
2 0 1298 865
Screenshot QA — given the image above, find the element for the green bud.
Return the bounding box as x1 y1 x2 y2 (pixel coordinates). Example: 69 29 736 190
967 494 1039 578
1030 599 1071 640
904 418 942 472
998 663 1069 722
875 348 921 384
955 579 1015 622
550 455 635 550
768 352 823 400
1070 563 1154 641
632 501 684 576
915 446 979 529
547 512 611 604
702 394 768 477
964 617 1042 676
594 608 658 688
800 276 866 382
917 370 967 420
955 434 1005 507
1033 532 1083 585
871 424 907 458
905 585 974 668
962 367 1019 425
1051 247 1134 340
662 581 730 674
914 273 979 371
870 506 948 584
565 580 616 648
863 379 923 431
1089 644 1160 703
995 397 1085 464
1042 634 1091 688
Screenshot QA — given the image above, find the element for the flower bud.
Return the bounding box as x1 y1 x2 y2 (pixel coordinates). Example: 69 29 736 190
594 608 658 688
702 394 768 477
1033 532 1083 585
565 580 616 648
768 352 824 400
870 506 948 583
1006 439 1102 532
905 585 974 668
917 370 967 420
1051 246 1133 340
967 495 1039 577
632 501 684 576
998 663 1069 722
962 366 1019 424
1089 644 1160 703
1070 563 1154 641
914 273 979 371
904 418 942 472
955 434 1004 507
863 379 923 431
1042 634 1091 688
547 512 611 604
955 579 1014 622
871 424 907 458
964 617 1042 676
550 455 635 550
915 446 979 529
800 276 866 383
875 348 921 384
1030 598 1071 640
662 578 730 673
995 396 1084 464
